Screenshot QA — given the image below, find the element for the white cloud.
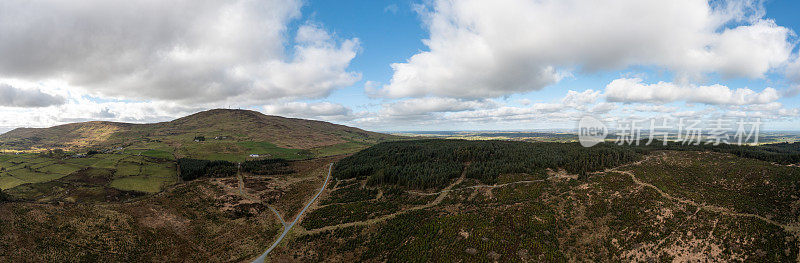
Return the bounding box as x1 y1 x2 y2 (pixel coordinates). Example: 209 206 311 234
671 110 706 118
0 84 65 107
350 85 800 131
786 56 800 98
0 98 203 129
561 89 601 109
383 97 496 116
786 56 800 83
591 103 617 113
0 0 797 131
376 0 794 99
384 4 399 14
443 106 581 124
295 23 332 44
722 107 799 119
362 90 599 128
516 99 532 106
785 85 800 98
692 19 793 79
0 0 360 104
727 102 800 119
778 108 800 117
629 105 680 113
262 102 354 121
356 90 599 127
605 78 780 105
738 102 783 112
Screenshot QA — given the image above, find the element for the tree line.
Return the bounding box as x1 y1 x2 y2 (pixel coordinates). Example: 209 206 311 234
334 139 645 189
0 189 9 203
172 140 799 185
177 158 237 181
240 158 294 175
639 140 800 164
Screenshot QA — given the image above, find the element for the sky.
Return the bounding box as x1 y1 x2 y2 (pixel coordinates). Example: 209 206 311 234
0 0 799 133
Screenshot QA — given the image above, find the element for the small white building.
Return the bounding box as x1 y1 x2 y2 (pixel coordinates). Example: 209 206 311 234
249 154 260 158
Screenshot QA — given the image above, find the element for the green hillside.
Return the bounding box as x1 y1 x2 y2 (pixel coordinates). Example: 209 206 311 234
0 109 397 161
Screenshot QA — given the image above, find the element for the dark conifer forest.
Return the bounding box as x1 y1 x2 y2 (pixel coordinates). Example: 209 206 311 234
334 139 645 188
335 139 800 189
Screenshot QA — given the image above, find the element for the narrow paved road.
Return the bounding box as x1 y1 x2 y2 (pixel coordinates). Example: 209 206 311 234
268 206 286 228
253 163 333 263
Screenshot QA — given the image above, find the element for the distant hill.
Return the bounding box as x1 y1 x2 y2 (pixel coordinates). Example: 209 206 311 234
0 121 133 151
0 109 397 160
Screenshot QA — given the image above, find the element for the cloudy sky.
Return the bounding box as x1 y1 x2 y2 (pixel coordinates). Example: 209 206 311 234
1 0 799 132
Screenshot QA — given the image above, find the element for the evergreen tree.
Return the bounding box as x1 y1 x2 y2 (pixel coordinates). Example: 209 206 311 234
0 189 9 203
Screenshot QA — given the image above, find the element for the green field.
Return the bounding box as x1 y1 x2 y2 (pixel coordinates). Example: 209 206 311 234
237 141 312 160
6 169 66 184
310 142 371 157
115 159 142 177
0 136 360 196
0 176 26 190
141 162 176 178
36 163 82 175
107 156 176 193
123 149 174 160
110 176 176 193
177 141 247 162
62 154 126 168
0 153 178 194
121 141 175 160
178 141 357 162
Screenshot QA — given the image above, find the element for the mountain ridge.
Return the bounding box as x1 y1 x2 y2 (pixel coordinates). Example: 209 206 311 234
0 109 395 153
